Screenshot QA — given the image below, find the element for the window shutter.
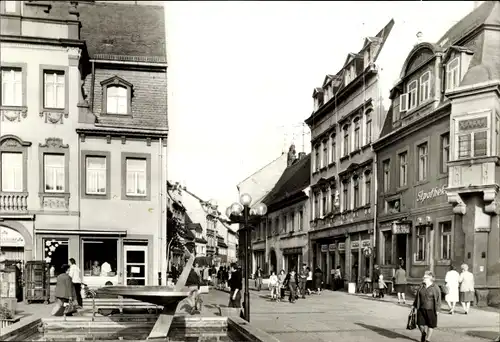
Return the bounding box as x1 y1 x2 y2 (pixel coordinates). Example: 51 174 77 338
400 93 408 112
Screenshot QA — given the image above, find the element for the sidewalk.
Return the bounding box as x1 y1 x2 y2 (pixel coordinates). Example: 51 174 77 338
204 287 500 342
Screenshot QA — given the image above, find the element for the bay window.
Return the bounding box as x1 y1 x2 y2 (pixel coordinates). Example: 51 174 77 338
457 117 488 159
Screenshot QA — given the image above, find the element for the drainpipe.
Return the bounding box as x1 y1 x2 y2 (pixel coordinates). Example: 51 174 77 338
159 137 167 286
90 61 95 113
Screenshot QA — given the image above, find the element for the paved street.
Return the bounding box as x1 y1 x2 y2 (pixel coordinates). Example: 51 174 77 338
203 288 500 342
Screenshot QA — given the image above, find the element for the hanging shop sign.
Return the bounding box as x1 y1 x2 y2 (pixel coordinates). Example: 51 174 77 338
328 244 336 252
392 222 411 235
361 240 371 248
321 245 328 253
363 246 372 257
0 227 25 247
351 241 360 249
338 243 345 251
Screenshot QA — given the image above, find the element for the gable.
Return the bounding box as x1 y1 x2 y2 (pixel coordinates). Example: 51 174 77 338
405 48 434 76
322 75 334 87
344 53 358 66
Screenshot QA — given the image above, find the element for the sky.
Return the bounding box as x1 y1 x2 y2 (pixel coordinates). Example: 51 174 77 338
165 1 477 227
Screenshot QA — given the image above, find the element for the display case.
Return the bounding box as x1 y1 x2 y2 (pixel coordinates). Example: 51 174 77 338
24 261 50 304
0 263 18 313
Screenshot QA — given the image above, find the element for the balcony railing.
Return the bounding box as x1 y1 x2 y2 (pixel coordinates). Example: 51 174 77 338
0 192 29 212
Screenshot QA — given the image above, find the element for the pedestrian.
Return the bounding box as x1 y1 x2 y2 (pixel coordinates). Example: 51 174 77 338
413 271 441 342
394 264 407 305
333 266 342 291
444 265 459 314
254 266 263 291
185 259 202 313
278 269 286 300
459 263 475 314
284 269 298 303
298 263 308 299
268 271 279 301
217 266 224 290
314 267 323 293
306 267 313 295
372 264 380 297
377 274 387 298
228 263 242 308
53 264 77 316
68 258 83 307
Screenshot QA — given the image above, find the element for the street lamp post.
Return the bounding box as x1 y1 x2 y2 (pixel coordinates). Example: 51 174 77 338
226 193 267 323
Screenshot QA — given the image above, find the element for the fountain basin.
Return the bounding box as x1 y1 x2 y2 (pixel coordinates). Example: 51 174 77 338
96 286 191 309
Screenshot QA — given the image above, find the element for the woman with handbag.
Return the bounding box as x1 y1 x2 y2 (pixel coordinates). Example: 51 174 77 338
53 264 78 316
413 271 441 342
459 263 475 314
444 265 459 314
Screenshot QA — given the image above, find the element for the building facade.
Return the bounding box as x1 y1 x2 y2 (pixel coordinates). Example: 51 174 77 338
372 1 500 305
304 20 395 288
253 150 311 275
0 1 168 288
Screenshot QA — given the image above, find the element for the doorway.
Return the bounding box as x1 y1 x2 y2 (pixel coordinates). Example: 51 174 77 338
396 234 407 268
270 249 277 274
124 245 148 285
351 251 359 283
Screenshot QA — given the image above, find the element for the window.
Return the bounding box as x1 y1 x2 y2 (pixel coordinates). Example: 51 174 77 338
353 177 360 208
322 141 328 168
365 110 372 144
446 58 460 91
364 175 371 205
82 239 118 277
106 86 128 114
400 93 408 113
291 212 295 231
343 125 349 156
314 145 320 171
44 71 65 109
1 152 22 192
407 80 418 110
439 221 452 260
354 118 360 150
43 238 69 277
386 199 401 214
298 210 303 230
1 68 22 106
342 182 349 211
416 226 426 261
274 217 279 235
330 135 336 164
382 160 390 192
417 142 428 181
4 1 17 12
330 188 336 212
441 133 450 173
398 152 408 187
419 71 431 102
126 158 147 196
457 117 488 159
44 154 65 193
314 193 319 219
86 156 107 195
322 193 327 216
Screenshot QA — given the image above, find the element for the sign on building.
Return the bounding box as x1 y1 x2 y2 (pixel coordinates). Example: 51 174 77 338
351 241 360 249
0 227 25 247
328 244 336 252
338 243 345 251
321 245 328 252
392 222 411 234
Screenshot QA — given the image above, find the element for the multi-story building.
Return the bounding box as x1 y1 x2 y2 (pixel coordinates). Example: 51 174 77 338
185 214 207 258
373 1 500 305
167 181 188 269
0 1 168 287
254 150 311 275
226 226 238 264
238 152 288 268
304 20 395 288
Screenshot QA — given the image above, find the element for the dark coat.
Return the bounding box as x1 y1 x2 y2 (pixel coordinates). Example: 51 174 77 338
314 269 323 289
54 273 75 300
284 273 298 287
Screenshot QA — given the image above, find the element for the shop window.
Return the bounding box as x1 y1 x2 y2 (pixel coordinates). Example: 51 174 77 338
82 238 118 277
415 226 426 262
439 221 452 260
43 238 69 277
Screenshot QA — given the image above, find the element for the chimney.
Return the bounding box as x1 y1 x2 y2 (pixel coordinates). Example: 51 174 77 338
298 152 306 160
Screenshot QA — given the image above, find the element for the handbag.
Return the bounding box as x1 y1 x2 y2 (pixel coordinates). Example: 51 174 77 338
406 308 417 330
63 301 77 315
442 284 449 295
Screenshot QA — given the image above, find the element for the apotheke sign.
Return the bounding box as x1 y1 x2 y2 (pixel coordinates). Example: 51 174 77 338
417 185 447 203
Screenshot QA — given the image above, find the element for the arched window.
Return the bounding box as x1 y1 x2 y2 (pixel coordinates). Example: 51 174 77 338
353 117 360 150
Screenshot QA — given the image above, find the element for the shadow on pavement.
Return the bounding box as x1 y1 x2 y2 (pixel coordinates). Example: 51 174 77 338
355 323 418 341
465 330 500 340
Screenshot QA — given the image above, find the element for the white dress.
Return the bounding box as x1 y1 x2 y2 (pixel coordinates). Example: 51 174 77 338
445 270 460 302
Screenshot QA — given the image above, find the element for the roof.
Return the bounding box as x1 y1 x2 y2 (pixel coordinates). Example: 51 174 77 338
79 1 166 63
262 154 311 208
436 1 498 49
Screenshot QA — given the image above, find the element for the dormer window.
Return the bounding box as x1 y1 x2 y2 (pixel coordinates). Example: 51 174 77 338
419 71 431 102
446 57 460 91
101 76 133 115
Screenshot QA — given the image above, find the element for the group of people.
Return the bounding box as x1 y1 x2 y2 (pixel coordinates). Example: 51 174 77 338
410 264 475 342
265 264 324 303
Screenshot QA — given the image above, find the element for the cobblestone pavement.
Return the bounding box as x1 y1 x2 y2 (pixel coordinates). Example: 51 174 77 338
203 288 500 342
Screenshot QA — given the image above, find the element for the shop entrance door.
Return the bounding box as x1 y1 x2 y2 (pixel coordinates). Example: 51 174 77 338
396 234 407 268
124 245 148 285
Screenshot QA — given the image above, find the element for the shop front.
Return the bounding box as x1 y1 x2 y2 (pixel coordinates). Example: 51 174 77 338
35 230 154 288
282 247 303 273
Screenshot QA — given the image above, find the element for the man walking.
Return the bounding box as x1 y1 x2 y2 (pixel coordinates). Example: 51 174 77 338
298 263 308 299
68 258 82 307
228 263 242 308
254 266 263 291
